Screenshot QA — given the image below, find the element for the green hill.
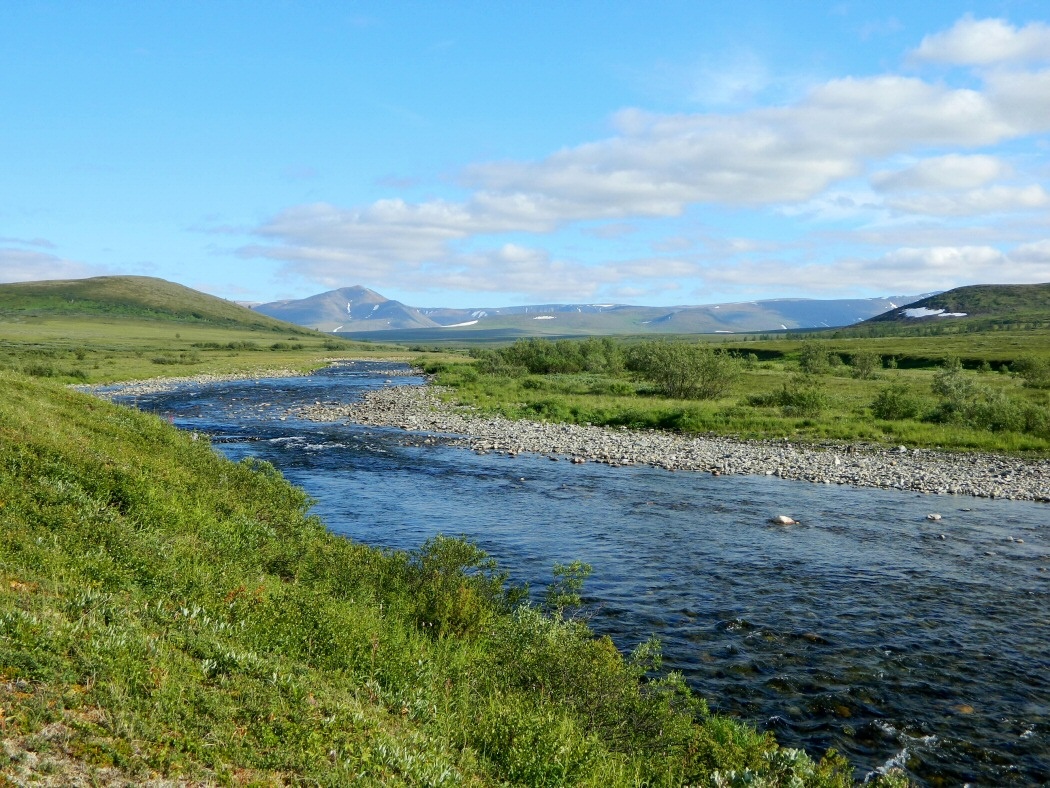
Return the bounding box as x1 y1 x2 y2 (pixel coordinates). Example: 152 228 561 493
0 275 311 333
864 283 1050 329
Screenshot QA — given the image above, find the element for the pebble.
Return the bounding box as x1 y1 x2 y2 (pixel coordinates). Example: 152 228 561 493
75 368 308 397
89 372 1050 504
290 384 1050 503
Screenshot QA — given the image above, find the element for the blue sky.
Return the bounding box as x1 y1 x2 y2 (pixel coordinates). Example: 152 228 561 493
3 2 1050 308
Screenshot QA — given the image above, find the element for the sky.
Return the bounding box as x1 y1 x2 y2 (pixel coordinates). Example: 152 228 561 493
2 2 1050 308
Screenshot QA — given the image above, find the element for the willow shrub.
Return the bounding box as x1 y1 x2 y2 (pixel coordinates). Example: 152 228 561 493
626 340 741 400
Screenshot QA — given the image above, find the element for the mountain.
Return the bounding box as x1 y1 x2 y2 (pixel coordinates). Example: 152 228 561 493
253 286 925 335
0 275 313 333
863 282 1050 327
252 285 439 331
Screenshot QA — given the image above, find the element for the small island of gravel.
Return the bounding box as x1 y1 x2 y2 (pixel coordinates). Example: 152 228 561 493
296 382 1050 503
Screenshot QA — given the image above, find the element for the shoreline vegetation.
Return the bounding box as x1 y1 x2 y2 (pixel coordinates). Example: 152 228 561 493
0 369 911 785
297 383 1050 503
84 361 1049 503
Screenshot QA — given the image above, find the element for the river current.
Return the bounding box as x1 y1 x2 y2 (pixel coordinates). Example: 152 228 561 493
115 361 1049 785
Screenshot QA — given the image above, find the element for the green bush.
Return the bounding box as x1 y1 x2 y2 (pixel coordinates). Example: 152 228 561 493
748 375 830 416
871 383 924 420
473 337 624 376
849 350 881 379
1014 355 1050 388
628 341 740 400
798 341 833 375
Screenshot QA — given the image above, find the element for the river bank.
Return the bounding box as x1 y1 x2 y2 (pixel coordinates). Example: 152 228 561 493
297 383 1050 503
77 363 1050 503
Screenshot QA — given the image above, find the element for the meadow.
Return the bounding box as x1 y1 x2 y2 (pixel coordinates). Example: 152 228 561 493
420 331 1050 456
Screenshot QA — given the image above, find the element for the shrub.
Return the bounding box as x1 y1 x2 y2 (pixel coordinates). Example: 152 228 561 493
871 383 923 420
544 560 592 617
748 375 829 416
587 379 635 396
1014 355 1050 388
930 357 978 420
23 363 56 377
404 535 523 637
477 337 625 376
628 341 740 400
798 341 832 375
849 350 881 379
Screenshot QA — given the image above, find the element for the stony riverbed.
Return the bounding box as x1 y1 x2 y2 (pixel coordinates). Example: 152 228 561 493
296 384 1050 503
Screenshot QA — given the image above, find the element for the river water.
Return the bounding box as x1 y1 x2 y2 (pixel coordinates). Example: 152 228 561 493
116 361 1049 785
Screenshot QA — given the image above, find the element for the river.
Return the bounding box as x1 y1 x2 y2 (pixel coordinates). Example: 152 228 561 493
114 361 1049 785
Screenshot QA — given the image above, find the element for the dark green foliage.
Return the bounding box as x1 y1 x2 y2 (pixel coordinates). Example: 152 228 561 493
404 535 524 636
871 383 924 420
748 375 831 416
798 341 833 374
849 350 881 379
472 337 624 376
923 358 1050 437
627 340 740 399
1014 355 1050 388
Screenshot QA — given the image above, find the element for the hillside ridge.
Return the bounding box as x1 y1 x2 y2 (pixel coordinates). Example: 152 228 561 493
0 275 312 333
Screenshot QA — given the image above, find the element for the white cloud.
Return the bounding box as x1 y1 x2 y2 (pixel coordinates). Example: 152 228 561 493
985 68 1050 130
241 15 1050 302
698 242 1050 296
0 248 98 284
912 15 1050 66
871 154 1008 192
463 75 1027 216
887 185 1050 216
1012 238 1050 263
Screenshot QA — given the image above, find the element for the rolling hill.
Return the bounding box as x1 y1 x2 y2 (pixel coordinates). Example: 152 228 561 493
253 286 926 336
0 275 313 333
861 282 1050 329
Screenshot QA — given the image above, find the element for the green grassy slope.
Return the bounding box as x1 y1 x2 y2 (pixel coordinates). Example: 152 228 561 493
0 275 309 333
0 373 889 785
862 282 1050 330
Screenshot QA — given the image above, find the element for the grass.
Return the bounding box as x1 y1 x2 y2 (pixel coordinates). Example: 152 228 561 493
0 275 307 332
0 371 904 785
0 315 440 384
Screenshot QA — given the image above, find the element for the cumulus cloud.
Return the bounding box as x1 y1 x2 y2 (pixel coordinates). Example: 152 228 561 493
699 242 1050 296
871 154 1008 192
0 248 98 284
1012 239 1050 263
886 185 1050 216
241 15 1050 302
911 15 1050 66
466 75 1028 214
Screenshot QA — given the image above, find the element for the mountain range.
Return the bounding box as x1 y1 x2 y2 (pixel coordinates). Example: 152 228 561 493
252 286 930 336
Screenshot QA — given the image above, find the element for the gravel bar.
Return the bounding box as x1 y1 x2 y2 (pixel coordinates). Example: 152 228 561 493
74 369 309 398
297 384 1050 503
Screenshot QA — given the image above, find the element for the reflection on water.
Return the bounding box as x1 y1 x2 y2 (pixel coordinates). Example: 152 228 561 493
124 362 1050 785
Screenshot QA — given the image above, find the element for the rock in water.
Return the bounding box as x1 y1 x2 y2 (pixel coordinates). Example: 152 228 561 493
771 515 797 525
